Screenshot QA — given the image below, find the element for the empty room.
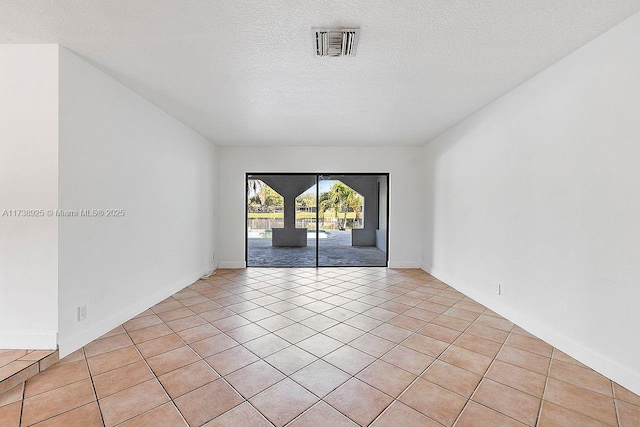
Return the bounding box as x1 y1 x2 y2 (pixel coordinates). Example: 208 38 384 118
1 1 639 426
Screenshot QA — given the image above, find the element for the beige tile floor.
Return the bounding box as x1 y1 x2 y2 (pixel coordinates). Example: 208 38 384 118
0 350 58 395
1 268 639 426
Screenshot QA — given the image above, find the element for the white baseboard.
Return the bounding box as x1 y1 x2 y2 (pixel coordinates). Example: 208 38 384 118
422 265 640 397
0 331 58 350
200 261 219 277
388 260 421 269
218 260 246 269
57 266 211 358
420 262 432 272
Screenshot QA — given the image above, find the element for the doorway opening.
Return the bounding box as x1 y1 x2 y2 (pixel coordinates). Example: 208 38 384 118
246 173 389 267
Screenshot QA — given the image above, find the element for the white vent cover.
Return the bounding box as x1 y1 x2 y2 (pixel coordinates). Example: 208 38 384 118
314 28 359 57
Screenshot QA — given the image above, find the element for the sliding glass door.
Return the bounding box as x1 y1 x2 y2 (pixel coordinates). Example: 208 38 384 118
246 173 388 267
317 174 388 267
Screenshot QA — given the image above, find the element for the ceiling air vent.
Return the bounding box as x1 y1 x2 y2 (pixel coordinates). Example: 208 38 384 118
314 28 359 57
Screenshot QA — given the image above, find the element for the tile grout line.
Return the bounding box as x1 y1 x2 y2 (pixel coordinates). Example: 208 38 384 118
201 269 640 425
18 379 25 427
200 270 390 425
612 376 621 427
118 322 194 427
200 270 470 418
40 267 628 427
211 268 372 425
168 281 285 426
206 268 624 427
450 326 517 427
535 346 554 427
17 350 101 426
82 347 107 427
278 269 440 426
336 274 482 423
200 268 438 425
539 350 621 426
371 303 494 426
130 295 273 427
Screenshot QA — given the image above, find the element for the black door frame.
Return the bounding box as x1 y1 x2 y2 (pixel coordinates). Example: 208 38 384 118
245 172 390 268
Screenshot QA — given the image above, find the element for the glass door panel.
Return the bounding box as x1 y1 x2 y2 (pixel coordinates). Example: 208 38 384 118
317 174 388 267
246 174 317 267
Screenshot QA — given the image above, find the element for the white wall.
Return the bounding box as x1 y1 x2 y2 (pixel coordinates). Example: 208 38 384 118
58 47 217 356
422 12 640 394
217 147 422 268
0 45 59 349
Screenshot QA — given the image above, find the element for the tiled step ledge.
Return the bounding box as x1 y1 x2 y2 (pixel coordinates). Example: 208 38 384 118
0 350 59 395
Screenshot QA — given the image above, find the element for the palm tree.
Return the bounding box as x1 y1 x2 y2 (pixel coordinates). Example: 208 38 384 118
318 181 361 230
345 190 363 227
248 179 270 211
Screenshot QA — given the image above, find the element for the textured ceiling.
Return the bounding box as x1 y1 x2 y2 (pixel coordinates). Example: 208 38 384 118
1 1 639 146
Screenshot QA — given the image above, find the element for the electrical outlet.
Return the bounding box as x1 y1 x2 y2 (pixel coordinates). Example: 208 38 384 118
212 253 216 260
494 283 501 295
78 305 87 321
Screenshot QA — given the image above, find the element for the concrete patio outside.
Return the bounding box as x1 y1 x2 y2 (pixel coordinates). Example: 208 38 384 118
247 230 387 267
